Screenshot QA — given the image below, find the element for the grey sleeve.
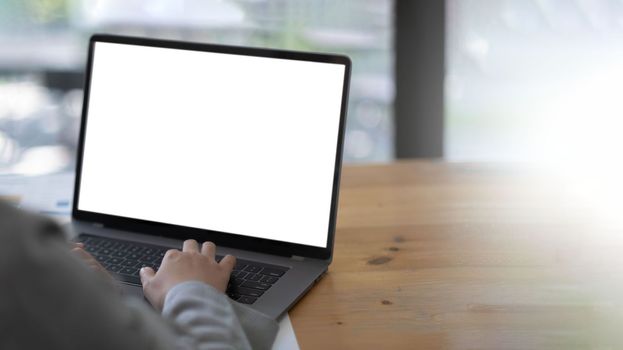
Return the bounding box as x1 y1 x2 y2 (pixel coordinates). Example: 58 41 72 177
0 202 178 350
0 201 277 350
162 281 278 350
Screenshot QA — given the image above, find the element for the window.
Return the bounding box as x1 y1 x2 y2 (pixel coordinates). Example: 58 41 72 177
446 0 623 163
0 0 394 176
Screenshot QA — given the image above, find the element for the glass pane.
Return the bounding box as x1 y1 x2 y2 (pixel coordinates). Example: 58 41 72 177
0 0 394 178
446 0 623 163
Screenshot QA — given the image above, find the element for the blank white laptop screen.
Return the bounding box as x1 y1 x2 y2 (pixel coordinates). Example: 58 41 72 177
77 42 346 248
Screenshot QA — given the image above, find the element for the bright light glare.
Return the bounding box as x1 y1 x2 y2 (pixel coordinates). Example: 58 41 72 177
535 62 623 226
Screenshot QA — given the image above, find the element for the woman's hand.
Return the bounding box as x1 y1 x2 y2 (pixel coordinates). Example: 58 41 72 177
139 239 236 310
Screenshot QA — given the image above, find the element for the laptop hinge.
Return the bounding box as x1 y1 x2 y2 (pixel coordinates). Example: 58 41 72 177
291 255 305 261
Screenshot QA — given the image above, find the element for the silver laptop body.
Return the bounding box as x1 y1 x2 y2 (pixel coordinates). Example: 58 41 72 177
71 34 350 319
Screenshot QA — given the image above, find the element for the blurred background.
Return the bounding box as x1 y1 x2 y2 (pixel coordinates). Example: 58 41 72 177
2 0 623 177
447 0 623 163
0 0 393 176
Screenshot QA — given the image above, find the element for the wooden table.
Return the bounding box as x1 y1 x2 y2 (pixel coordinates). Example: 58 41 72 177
289 160 623 349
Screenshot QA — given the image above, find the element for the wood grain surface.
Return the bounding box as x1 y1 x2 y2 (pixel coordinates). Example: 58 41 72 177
289 160 623 349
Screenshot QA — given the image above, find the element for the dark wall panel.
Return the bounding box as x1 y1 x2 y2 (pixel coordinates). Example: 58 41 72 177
395 0 445 158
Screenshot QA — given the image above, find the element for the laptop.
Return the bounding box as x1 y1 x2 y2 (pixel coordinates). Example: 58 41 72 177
71 34 351 320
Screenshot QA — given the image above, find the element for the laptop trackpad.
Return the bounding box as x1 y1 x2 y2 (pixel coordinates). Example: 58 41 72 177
119 282 144 298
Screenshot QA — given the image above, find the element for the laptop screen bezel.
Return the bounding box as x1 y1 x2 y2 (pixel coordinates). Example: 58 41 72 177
72 34 350 261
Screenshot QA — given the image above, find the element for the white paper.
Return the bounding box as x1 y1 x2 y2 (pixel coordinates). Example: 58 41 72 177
0 172 73 212
273 314 300 350
0 172 74 224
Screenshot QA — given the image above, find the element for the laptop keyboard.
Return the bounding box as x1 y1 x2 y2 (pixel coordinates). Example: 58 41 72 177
76 234 289 305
